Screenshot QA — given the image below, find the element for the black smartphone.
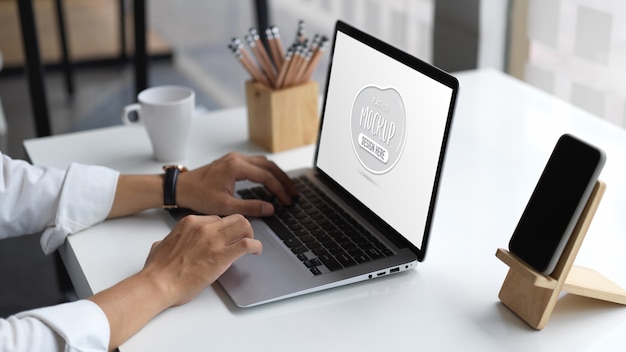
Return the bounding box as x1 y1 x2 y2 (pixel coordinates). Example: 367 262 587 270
508 134 606 275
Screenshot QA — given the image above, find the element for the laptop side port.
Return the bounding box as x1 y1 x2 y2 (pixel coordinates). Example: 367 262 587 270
390 267 400 273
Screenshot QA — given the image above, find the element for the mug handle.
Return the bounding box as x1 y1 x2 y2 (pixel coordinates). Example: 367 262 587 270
122 104 142 125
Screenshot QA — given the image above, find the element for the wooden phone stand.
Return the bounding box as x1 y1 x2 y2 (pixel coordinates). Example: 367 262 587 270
496 180 626 329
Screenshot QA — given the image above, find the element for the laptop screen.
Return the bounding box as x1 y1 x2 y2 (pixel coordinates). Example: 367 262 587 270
315 21 457 260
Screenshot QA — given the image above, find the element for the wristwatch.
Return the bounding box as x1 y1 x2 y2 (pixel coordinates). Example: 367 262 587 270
162 165 187 209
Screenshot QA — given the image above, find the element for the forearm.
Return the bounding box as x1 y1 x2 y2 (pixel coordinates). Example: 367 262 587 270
107 153 298 220
108 174 163 218
88 270 174 351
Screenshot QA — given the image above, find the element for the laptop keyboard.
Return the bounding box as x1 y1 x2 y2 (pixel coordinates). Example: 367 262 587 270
237 176 394 275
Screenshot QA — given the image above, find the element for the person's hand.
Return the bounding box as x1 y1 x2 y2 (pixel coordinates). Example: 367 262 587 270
176 152 298 217
141 214 262 307
89 214 261 349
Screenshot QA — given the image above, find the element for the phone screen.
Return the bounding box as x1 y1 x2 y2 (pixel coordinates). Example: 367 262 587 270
508 134 605 274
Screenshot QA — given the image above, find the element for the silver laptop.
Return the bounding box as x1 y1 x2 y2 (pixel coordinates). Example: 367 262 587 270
174 20 458 307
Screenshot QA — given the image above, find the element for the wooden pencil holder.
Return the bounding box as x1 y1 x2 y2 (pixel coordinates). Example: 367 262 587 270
245 80 319 153
496 180 626 330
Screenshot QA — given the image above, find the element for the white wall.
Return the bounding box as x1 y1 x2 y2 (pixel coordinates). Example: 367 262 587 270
522 0 626 128
478 0 509 71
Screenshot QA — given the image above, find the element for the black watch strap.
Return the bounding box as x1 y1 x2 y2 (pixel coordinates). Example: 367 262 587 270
162 165 186 209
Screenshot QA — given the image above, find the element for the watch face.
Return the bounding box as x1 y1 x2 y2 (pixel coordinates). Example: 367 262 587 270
163 164 187 172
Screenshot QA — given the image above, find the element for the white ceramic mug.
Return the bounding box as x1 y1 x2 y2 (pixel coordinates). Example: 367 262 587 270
122 86 195 161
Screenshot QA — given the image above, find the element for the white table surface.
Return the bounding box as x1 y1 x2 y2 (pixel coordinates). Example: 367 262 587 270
25 69 626 351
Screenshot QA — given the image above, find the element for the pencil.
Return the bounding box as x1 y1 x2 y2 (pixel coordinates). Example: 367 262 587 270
309 34 320 53
300 36 328 82
271 26 286 67
229 22 328 90
296 20 306 44
232 38 269 85
284 44 304 88
245 33 277 88
229 41 270 87
249 29 277 81
265 27 283 71
294 48 312 85
276 47 293 89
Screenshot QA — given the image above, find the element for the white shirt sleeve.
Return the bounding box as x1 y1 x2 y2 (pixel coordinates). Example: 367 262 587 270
39 162 119 254
0 152 119 254
0 154 65 238
0 152 119 350
0 300 110 352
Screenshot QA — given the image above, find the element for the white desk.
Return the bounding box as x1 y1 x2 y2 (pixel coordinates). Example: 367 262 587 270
25 69 626 351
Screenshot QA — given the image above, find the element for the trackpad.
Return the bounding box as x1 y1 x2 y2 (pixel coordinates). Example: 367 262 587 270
251 220 276 252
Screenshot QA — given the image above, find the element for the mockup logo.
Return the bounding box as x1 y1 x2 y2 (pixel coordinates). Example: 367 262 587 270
350 86 407 174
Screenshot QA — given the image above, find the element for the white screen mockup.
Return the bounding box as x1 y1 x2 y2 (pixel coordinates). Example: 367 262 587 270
316 31 453 250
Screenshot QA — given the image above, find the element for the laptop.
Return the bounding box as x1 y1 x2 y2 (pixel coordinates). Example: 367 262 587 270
176 20 458 307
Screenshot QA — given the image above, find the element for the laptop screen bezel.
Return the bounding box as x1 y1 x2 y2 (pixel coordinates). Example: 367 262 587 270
312 20 459 262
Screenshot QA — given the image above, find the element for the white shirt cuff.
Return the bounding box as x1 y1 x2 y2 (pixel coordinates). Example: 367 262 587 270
40 163 119 254
14 300 110 351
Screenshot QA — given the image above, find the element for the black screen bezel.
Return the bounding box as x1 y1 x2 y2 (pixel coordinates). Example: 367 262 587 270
311 20 459 262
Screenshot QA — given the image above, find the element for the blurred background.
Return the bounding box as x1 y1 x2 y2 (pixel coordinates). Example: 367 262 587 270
1 0 625 317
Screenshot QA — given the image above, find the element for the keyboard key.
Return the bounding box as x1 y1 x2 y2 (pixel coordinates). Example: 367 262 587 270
311 248 326 256
264 217 294 241
299 217 314 226
299 234 315 243
365 247 384 260
251 187 272 201
353 253 371 263
317 252 343 271
305 241 322 250
293 212 308 220
303 259 322 268
315 233 331 243
310 212 325 221
322 241 340 252
284 237 303 248
287 223 303 231
341 242 358 251
355 239 372 249
281 217 297 226
300 202 314 211
303 223 320 233
291 246 308 254
294 229 309 237
334 251 356 268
